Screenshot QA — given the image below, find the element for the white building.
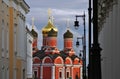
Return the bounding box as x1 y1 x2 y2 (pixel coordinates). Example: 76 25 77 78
26 27 33 79
98 0 120 79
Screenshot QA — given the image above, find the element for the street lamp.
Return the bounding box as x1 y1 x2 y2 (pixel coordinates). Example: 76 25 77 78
76 37 83 47
74 12 86 79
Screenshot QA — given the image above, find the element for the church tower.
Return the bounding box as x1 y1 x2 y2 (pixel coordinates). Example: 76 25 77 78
31 17 38 54
63 20 75 56
64 30 73 49
42 9 58 48
48 28 58 48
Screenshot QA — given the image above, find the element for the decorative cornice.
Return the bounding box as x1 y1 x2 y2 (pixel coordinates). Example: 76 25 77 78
19 0 30 13
17 11 26 21
98 0 118 32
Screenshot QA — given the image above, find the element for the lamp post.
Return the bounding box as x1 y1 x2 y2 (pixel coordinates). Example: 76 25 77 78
88 0 92 79
90 0 102 79
74 12 86 79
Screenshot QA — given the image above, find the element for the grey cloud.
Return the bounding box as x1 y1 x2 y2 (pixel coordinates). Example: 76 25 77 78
26 0 88 9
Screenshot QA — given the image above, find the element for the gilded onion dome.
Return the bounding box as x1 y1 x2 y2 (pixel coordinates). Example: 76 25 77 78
48 28 57 37
64 30 73 38
42 18 58 36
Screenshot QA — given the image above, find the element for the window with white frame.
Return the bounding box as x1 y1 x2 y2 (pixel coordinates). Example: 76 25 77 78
2 20 5 57
2 65 5 79
59 68 62 79
67 72 69 78
14 23 17 55
23 69 25 79
6 67 9 79
6 24 9 58
66 68 70 79
34 71 38 78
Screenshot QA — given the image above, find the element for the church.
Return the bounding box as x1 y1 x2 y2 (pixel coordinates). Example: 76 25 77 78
32 12 83 79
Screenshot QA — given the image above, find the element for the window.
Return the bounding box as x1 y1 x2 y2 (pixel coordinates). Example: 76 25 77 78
59 72 62 78
67 72 69 78
2 20 4 57
23 69 25 79
34 71 38 78
59 68 63 79
2 65 5 79
14 24 17 55
6 24 9 58
6 67 9 79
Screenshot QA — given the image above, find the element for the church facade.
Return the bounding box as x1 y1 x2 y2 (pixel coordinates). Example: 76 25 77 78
32 15 82 79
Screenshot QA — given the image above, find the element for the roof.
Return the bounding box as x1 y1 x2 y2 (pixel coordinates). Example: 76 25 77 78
64 30 73 38
33 49 80 61
48 28 58 37
31 29 38 38
42 19 58 35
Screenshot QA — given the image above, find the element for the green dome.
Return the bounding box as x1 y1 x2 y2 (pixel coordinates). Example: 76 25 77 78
31 29 38 37
48 28 57 37
64 30 73 38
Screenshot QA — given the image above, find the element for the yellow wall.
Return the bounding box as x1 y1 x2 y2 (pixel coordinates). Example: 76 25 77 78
9 7 14 79
16 59 22 79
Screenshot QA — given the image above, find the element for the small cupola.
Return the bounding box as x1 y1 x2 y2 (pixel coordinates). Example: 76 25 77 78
31 17 38 38
64 30 73 38
63 19 73 50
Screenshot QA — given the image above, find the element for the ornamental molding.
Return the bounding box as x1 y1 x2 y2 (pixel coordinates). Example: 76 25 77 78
98 0 118 31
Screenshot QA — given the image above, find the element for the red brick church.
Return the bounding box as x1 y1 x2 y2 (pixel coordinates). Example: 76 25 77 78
32 14 83 79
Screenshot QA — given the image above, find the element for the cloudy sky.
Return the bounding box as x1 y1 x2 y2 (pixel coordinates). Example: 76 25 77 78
25 0 89 60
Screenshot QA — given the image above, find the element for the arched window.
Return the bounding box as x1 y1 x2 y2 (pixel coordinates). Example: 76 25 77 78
54 56 63 64
65 57 72 65
42 56 52 64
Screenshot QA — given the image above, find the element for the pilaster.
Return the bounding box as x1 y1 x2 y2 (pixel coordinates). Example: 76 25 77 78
52 65 55 79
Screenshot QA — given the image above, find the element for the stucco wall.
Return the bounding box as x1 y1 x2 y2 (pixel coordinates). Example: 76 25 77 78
99 1 120 79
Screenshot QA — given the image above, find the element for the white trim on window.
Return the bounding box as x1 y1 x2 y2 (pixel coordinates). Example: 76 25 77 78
59 68 62 79
66 68 70 79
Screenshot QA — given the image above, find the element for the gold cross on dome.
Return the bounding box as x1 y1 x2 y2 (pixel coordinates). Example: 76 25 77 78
67 18 70 29
48 8 52 17
32 17 35 29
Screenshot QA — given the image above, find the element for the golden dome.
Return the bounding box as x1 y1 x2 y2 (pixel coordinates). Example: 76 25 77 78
42 19 58 35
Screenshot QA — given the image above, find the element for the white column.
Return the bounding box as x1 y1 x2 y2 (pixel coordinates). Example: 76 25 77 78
62 67 65 79
40 65 43 79
80 66 83 79
52 66 55 79
71 66 73 79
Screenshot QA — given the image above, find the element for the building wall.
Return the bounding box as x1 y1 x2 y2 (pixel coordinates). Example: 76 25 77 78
0 0 29 79
26 30 33 79
98 0 120 79
0 0 9 79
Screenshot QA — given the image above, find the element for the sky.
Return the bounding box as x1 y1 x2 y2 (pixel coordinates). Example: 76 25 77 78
25 0 89 63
